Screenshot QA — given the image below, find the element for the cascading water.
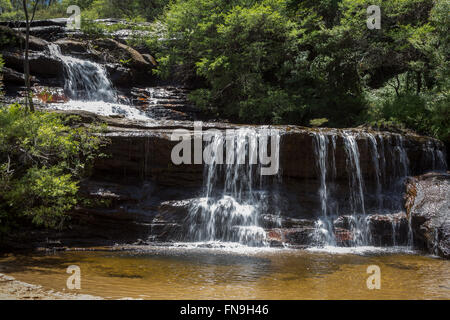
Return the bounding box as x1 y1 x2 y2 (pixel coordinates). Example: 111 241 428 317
312 131 371 246
309 130 447 248
48 44 116 102
367 134 383 210
312 132 335 245
186 128 281 247
46 44 151 121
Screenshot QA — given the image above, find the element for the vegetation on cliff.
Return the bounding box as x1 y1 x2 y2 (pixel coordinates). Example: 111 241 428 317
0 101 108 235
151 0 449 143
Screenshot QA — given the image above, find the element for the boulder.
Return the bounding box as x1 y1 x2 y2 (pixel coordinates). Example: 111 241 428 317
406 173 450 259
54 38 88 54
1 67 39 85
95 38 152 69
105 64 134 87
0 26 48 51
1 51 63 79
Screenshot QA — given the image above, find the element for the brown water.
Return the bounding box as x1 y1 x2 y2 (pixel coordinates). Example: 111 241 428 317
0 245 449 299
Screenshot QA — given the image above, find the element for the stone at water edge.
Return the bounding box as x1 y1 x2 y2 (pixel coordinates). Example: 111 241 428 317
406 173 450 259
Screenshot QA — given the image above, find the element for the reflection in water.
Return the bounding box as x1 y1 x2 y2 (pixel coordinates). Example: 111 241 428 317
0 247 449 299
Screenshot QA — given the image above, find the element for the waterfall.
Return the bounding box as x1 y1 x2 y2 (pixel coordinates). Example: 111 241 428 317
186 128 280 246
343 132 366 216
312 131 397 247
46 44 152 121
367 134 383 210
309 130 448 249
312 132 335 245
48 44 116 102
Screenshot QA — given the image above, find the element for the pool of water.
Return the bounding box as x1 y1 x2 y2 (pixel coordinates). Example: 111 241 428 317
0 245 448 299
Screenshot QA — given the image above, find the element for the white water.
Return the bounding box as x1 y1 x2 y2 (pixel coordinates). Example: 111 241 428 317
46 44 152 122
367 134 383 210
312 132 335 245
187 128 281 246
45 100 153 122
48 44 116 102
310 130 448 249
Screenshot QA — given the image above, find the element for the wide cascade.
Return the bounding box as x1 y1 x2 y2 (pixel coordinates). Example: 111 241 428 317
185 128 281 246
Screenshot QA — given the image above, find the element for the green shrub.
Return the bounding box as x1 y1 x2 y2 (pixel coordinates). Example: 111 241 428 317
0 105 109 232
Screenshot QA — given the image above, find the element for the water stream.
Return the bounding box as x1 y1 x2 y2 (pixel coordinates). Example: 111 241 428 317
186 128 281 246
46 44 151 121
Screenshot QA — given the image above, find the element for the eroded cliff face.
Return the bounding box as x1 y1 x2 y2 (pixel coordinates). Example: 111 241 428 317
406 173 450 259
48 112 446 255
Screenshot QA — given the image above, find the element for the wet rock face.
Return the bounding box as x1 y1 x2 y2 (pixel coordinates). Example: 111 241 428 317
79 117 445 247
407 173 450 259
281 129 446 181
7 111 445 250
368 213 409 246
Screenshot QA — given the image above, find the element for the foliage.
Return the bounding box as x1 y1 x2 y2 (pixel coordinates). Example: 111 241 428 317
0 0 169 22
151 0 448 139
0 105 108 232
0 0 448 142
310 118 329 127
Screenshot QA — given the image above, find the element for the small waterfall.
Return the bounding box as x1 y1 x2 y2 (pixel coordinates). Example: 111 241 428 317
312 131 408 247
46 44 152 121
312 132 335 245
342 132 371 246
186 128 280 246
343 132 366 215
396 135 410 178
309 130 448 249
367 134 383 210
48 44 116 102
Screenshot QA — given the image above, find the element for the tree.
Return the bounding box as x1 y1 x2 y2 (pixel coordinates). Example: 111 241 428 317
21 0 40 112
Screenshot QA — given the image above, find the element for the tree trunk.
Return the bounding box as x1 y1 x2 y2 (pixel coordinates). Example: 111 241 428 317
22 0 40 112
22 0 34 112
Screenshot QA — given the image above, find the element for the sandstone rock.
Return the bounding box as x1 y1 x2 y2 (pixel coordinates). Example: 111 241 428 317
96 38 151 69
2 67 39 85
334 228 354 244
267 227 316 246
2 51 63 79
407 173 450 258
105 64 134 87
142 53 157 66
0 19 68 28
18 26 66 42
368 212 409 246
54 38 87 53
0 26 48 51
